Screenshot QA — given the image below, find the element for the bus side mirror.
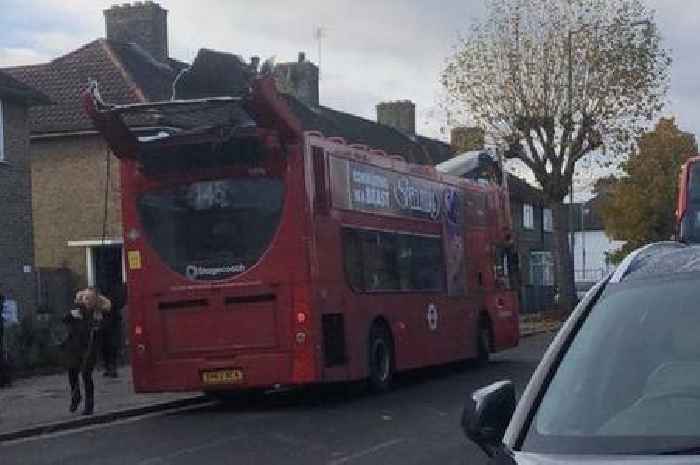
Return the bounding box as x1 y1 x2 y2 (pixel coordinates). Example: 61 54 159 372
462 380 516 457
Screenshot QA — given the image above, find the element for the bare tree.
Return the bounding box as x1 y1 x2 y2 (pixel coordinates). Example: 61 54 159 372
442 0 671 312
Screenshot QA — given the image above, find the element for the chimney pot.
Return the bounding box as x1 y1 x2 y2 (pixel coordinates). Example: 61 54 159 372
376 100 416 135
450 126 485 153
273 52 319 106
104 1 169 62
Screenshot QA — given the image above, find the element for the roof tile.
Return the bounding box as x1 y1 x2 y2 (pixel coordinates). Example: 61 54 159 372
4 39 182 134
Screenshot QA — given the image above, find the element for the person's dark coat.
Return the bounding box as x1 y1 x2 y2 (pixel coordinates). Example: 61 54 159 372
61 307 102 371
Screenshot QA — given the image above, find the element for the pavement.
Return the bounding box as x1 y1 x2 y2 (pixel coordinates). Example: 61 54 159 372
520 313 563 337
0 367 204 442
0 316 558 444
0 333 555 465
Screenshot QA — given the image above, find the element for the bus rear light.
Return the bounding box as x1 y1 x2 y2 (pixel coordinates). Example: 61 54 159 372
134 325 143 336
296 312 308 324
295 331 307 344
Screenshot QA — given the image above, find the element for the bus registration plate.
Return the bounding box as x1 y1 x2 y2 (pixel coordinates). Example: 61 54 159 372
201 369 244 385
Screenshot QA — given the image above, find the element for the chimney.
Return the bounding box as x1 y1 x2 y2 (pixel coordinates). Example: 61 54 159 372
376 100 416 135
104 1 169 62
450 126 485 153
272 51 319 107
250 56 261 73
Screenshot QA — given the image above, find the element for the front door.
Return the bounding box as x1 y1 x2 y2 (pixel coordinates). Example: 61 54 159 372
93 245 125 309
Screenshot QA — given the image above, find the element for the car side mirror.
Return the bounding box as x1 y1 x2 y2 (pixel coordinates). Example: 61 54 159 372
462 380 516 457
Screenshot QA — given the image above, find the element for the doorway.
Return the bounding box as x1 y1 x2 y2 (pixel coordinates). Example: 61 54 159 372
92 245 125 308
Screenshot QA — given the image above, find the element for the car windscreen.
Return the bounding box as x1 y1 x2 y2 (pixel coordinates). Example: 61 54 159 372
137 177 284 281
522 272 700 455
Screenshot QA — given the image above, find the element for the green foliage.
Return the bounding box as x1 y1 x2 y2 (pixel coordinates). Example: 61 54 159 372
600 118 697 258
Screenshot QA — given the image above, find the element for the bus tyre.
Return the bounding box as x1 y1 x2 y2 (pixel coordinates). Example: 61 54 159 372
368 324 394 393
476 318 491 367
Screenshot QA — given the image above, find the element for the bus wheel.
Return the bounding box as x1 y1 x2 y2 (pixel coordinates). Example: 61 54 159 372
368 324 394 392
475 317 491 367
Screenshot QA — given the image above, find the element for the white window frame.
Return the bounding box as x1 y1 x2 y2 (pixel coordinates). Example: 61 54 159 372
529 251 554 286
0 99 5 162
543 208 553 233
523 203 534 230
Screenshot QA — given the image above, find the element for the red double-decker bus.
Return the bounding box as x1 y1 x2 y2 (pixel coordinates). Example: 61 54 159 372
84 75 519 394
677 156 700 243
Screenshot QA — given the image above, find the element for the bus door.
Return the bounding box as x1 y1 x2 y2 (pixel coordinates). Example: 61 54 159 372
488 245 520 350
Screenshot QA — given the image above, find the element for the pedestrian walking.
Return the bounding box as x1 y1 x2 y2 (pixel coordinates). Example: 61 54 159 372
61 287 111 415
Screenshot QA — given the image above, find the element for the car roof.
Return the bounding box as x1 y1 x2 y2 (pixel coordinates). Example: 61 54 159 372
611 242 700 283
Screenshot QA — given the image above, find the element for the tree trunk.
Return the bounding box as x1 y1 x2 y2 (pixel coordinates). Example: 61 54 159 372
550 201 576 315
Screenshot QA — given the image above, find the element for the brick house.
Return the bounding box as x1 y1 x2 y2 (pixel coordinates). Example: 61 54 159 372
4 2 187 308
447 129 556 313
0 71 51 318
508 176 556 312
4 2 453 309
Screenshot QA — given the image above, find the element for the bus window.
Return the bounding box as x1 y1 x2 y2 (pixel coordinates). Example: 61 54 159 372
342 228 444 292
137 177 284 281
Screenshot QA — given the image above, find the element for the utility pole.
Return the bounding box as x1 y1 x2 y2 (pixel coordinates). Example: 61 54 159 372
582 206 588 280
567 29 577 304
565 19 650 300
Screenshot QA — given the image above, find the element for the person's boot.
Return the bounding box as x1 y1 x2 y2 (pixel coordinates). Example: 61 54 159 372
82 396 94 415
69 389 82 413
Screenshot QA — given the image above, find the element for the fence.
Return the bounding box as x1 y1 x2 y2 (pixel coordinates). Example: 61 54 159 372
520 285 556 314
574 268 609 283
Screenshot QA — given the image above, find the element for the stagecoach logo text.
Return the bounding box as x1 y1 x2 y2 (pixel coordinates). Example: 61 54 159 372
186 264 246 280
394 177 441 220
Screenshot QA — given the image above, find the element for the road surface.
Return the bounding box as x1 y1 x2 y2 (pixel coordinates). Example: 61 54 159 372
1 333 554 465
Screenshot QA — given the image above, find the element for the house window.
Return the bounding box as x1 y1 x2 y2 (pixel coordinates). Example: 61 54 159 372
495 246 518 290
0 99 4 161
529 251 554 286
523 203 534 230
543 208 553 232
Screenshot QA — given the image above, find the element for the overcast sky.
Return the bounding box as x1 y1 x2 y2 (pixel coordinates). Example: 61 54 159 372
2 0 698 151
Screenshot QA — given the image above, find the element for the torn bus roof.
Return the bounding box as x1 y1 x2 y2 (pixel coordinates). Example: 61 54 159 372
84 47 451 165
83 77 260 159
